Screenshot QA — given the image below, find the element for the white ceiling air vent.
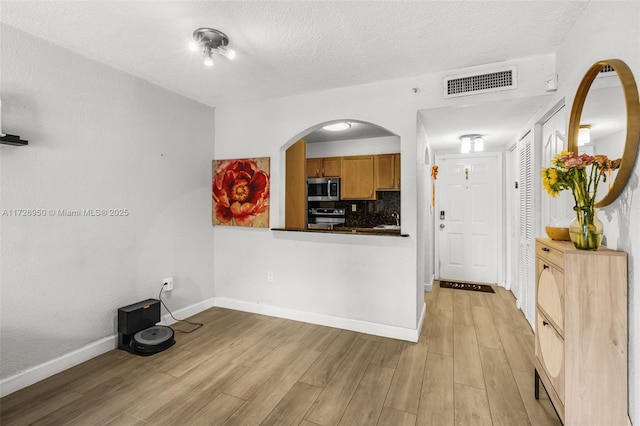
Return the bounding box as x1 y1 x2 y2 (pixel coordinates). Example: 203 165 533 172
444 66 517 98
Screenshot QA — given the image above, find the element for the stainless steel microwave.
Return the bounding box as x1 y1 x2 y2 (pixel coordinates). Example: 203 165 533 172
307 177 340 201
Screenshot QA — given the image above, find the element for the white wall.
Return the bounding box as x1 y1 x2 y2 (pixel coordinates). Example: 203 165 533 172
416 117 434 291
214 79 421 333
213 54 557 337
214 55 556 335
559 3 640 422
0 25 215 389
526 2 640 422
306 135 400 158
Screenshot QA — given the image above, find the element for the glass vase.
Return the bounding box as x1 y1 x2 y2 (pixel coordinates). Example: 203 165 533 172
569 206 603 250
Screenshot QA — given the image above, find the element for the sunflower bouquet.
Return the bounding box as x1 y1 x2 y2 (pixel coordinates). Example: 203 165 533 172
541 151 621 249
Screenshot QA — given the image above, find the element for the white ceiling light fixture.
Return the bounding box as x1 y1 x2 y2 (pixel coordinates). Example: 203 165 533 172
323 122 352 132
203 50 214 67
460 134 484 153
578 125 591 146
190 28 236 68
473 136 484 152
460 135 471 154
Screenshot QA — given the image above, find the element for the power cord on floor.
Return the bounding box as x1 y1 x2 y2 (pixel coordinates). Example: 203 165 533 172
158 285 203 333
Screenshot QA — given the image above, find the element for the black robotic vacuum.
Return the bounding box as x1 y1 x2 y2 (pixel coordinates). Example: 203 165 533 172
117 299 175 356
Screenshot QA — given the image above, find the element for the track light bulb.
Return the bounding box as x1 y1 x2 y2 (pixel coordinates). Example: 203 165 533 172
204 50 214 67
218 45 236 60
188 41 199 52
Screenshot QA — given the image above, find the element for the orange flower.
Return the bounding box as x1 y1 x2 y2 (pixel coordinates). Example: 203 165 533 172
212 159 269 226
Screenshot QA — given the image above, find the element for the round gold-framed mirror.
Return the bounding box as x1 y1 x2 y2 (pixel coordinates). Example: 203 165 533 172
567 59 640 207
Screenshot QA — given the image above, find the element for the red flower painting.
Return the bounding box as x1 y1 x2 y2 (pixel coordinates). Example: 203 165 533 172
212 158 270 227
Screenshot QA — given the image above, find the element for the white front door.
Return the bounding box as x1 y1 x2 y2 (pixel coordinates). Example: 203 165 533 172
435 153 502 284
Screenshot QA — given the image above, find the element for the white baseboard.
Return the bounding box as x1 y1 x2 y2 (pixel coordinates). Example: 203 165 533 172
214 297 420 343
0 335 117 398
416 302 426 335
424 274 435 291
1 296 421 398
159 297 217 326
0 297 217 399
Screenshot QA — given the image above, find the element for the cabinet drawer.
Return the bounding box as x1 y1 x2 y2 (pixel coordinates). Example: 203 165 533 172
536 242 564 270
536 260 564 335
536 312 565 404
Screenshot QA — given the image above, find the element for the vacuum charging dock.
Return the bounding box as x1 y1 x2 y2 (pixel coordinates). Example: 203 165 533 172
117 299 175 356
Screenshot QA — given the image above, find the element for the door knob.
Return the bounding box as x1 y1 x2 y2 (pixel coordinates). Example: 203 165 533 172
440 224 445 229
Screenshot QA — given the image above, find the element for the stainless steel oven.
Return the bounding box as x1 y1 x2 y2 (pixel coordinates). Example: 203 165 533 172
307 207 345 230
307 178 340 201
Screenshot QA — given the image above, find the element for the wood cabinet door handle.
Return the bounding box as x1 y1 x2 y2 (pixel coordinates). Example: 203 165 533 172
542 247 550 252
543 264 549 270
543 320 549 326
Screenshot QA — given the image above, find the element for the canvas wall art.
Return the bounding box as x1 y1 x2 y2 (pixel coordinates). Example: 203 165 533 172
212 157 270 228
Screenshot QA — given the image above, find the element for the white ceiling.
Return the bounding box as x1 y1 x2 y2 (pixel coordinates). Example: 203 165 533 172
419 96 552 151
304 120 396 143
1 1 588 109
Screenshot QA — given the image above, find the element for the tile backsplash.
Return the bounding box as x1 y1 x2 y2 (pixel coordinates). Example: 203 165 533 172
337 191 401 228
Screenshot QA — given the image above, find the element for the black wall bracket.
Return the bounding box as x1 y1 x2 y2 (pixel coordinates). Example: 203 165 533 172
0 133 28 146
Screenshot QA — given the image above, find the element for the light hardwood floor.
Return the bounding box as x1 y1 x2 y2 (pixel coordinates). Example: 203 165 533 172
0 283 561 425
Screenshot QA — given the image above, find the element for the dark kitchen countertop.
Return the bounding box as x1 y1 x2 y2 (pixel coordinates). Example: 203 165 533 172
271 227 408 237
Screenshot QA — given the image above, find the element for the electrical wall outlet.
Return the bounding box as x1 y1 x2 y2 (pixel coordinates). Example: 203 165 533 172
351 204 357 212
163 277 174 291
267 272 275 283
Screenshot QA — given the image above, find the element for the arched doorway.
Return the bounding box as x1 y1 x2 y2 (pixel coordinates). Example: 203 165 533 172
282 120 400 229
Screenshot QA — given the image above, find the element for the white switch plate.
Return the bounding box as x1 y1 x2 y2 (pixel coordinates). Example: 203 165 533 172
267 272 275 283
163 277 174 291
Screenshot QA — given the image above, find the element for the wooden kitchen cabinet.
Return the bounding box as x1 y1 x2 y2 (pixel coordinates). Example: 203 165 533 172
341 155 375 200
306 158 322 178
306 157 341 178
375 153 400 190
534 238 628 425
322 157 341 177
285 139 307 229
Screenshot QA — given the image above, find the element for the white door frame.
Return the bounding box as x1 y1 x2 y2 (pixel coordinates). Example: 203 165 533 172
506 143 520 300
434 152 504 286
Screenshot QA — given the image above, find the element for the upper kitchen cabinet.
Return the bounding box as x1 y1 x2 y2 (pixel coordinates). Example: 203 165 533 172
375 153 400 190
306 157 341 178
322 157 341 177
341 155 375 200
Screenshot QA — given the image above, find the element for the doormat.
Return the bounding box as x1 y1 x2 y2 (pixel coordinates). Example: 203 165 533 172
439 281 495 293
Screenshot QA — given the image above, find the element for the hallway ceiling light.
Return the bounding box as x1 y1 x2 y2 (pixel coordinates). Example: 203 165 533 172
460 135 471 153
473 136 484 152
460 134 484 153
190 28 235 68
323 122 351 131
578 125 591 145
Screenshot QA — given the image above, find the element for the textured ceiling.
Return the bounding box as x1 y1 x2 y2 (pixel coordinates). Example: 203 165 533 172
1 1 588 108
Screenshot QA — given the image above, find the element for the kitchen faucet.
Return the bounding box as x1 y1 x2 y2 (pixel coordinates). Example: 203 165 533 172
391 211 400 226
